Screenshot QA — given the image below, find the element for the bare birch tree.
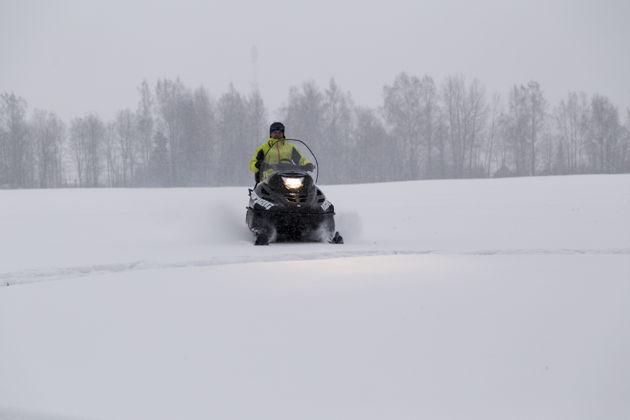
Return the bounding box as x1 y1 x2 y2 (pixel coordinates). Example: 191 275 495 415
155 78 188 185
554 92 590 173
588 95 622 173
383 73 423 179
136 80 154 184
483 93 502 177
526 81 547 175
30 110 65 188
216 84 248 185
114 109 137 186
70 114 105 187
442 76 488 178
0 93 31 187
323 79 354 182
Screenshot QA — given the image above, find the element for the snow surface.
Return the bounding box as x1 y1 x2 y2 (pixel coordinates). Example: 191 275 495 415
1 174 629 420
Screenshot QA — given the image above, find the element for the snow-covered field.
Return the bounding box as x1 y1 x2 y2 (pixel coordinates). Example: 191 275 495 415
1 175 629 420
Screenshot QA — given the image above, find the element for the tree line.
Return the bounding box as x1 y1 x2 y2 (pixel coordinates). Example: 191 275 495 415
1 74 629 189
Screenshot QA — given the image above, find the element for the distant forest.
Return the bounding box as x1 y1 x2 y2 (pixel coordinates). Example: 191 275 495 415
1 74 629 188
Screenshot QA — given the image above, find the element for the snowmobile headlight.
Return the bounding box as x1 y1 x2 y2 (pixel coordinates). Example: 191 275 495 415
282 176 304 190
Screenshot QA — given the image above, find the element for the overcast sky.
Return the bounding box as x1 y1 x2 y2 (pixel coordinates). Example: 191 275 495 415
1 0 629 121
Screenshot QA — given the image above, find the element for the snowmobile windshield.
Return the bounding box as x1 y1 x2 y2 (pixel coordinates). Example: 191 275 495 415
259 140 317 183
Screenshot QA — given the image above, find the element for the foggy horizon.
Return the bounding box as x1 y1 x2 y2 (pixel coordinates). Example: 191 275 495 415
1 0 629 121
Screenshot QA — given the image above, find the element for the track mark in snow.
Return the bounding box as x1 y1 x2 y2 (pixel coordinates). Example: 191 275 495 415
1 247 629 287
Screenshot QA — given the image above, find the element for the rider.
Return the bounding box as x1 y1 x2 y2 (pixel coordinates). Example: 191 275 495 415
249 122 314 184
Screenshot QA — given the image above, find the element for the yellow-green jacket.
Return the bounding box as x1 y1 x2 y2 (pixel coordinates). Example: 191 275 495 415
249 138 311 180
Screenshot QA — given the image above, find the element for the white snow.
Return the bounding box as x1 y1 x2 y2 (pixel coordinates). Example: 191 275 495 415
1 174 629 420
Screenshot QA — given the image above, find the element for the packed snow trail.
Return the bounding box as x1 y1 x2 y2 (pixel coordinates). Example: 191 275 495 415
1 246 629 287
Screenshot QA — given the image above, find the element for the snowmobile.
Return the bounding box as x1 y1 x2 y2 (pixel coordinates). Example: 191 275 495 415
246 139 343 246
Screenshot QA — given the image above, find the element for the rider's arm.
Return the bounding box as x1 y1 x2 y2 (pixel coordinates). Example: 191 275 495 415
249 146 266 173
291 146 311 167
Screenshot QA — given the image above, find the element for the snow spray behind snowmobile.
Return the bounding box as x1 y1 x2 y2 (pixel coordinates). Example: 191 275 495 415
246 139 343 245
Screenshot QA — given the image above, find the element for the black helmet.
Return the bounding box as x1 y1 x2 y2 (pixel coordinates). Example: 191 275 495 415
269 122 285 134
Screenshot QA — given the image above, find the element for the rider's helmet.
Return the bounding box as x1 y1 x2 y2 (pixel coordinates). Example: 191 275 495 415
270 122 285 136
